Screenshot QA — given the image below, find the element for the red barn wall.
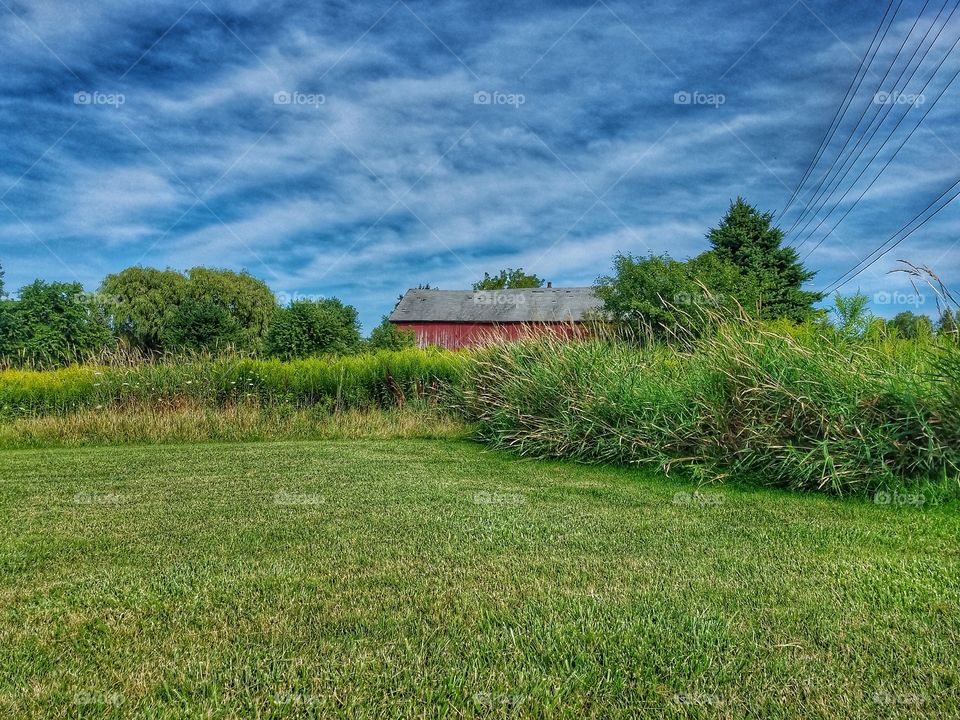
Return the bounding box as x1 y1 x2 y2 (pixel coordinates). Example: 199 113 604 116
392 322 584 349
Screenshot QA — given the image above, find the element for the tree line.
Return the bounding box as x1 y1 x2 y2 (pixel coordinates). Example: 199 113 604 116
0 265 414 367
1 197 953 367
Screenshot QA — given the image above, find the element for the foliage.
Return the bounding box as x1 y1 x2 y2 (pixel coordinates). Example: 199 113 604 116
594 252 757 341
708 197 823 321
183 267 276 352
472 268 545 290
0 348 468 418
100 267 276 354
165 298 242 352
830 292 871 339
888 310 934 340
0 280 113 367
367 316 416 351
461 317 960 497
100 267 188 353
265 298 362 360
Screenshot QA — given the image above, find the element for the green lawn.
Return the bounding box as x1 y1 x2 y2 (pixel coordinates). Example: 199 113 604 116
0 440 957 718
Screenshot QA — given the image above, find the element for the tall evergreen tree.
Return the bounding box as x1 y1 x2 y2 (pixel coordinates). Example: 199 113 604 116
708 197 823 322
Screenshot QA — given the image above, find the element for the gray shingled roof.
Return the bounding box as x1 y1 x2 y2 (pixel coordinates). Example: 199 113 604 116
389 287 602 323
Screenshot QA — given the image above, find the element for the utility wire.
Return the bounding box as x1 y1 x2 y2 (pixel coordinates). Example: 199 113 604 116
793 5 960 256
778 0 898 218
791 0 958 248
787 0 939 237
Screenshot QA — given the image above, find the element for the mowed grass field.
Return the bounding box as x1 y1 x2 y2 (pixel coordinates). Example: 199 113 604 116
0 440 957 719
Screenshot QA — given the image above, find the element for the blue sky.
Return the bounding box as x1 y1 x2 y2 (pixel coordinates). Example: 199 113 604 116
2 0 959 330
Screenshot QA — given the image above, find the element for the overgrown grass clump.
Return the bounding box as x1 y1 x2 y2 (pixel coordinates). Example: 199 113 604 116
461 320 960 497
0 348 469 419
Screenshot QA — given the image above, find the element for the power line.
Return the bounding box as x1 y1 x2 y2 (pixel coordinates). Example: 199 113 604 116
791 0 958 248
819 174 960 295
793 9 960 256
787 0 942 238
801 53 960 262
778 0 899 219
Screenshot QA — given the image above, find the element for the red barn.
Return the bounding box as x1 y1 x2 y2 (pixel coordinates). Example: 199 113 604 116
388 286 602 349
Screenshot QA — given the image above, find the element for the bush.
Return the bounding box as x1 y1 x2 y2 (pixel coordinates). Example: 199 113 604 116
265 299 362 359
461 317 960 497
0 348 469 418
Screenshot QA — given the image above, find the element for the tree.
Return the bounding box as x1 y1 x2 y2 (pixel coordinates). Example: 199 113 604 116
265 298 361 360
0 280 113 366
473 268 545 290
594 252 757 340
889 310 934 340
831 293 871 339
367 316 416 351
101 267 277 354
166 298 241 352
708 198 823 322
184 268 277 353
937 308 958 339
100 267 188 352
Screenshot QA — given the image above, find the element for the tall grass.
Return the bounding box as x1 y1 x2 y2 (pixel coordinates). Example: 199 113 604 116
0 348 468 419
461 318 960 497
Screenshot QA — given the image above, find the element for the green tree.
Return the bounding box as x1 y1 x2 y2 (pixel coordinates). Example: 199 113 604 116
708 197 823 322
100 267 188 352
473 268 545 290
265 298 361 360
0 280 113 366
165 298 242 352
937 308 958 340
184 268 277 353
367 316 416 351
831 293 872 339
889 311 934 340
595 252 757 340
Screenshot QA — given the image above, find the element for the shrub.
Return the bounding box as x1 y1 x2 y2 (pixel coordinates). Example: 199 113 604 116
266 299 362 359
461 318 959 497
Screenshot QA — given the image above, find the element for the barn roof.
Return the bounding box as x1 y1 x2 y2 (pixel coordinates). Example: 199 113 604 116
389 287 602 323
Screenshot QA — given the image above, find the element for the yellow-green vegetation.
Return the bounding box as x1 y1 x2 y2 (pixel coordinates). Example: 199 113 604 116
0 404 467 448
0 440 957 718
463 319 960 497
0 348 469 418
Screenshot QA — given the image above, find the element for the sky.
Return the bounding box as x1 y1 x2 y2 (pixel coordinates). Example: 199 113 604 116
2 0 959 331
